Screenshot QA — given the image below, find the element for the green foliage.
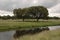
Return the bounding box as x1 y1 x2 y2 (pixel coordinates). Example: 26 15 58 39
13 6 49 21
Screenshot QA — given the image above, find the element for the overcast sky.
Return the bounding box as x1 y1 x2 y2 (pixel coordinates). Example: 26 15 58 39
0 0 60 17
0 0 59 11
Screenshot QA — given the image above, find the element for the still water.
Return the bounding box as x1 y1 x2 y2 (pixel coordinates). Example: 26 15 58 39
0 31 15 40
48 26 60 30
0 26 60 40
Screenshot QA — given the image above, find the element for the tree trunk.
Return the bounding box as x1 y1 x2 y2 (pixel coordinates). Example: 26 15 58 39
37 18 39 22
22 18 24 22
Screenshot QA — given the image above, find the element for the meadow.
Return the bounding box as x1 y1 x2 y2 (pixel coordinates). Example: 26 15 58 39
0 19 60 31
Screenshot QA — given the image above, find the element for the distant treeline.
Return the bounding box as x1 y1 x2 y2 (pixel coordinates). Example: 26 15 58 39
48 16 60 19
0 15 60 20
0 15 15 20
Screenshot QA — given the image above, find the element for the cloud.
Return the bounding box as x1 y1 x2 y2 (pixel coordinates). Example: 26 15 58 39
48 13 60 17
0 0 59 11
48 3 60 13
48 3 60 17
0 0 60 17
0 10 13 16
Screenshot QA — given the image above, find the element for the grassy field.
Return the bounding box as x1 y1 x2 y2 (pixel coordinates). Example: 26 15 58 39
17 29 60 40
0 19 60 31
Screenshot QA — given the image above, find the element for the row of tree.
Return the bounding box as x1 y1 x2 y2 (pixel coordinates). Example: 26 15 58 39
0 15 60 20
0 6 60 21
13 6 49 21
0 15 15 20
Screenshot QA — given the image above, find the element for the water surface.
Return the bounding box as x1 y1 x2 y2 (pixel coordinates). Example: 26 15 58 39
0 26 60 40
49 26 60 30
0 31 15 40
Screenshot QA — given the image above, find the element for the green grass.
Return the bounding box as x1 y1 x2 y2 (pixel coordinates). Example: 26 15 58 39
0 19 60 31
17 29 60 40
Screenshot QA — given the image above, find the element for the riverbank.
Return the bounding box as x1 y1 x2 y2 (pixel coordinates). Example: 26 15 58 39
0 26 60 40
0 19 60 31
17 28 60 40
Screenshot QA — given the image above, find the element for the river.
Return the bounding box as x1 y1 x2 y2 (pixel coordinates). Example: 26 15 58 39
0 31 15 40
0 26 60 40
48 26 60 30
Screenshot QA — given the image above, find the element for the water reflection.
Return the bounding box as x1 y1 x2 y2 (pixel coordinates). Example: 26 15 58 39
13 27 49 39
0 26 60 40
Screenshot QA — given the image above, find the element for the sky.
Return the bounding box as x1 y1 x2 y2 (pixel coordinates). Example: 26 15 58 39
0 0 60 17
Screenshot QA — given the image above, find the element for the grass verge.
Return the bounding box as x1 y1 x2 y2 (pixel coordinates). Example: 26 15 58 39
0 19 60 31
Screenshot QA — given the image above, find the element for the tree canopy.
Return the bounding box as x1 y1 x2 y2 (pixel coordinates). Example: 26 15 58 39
13 6 49 21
